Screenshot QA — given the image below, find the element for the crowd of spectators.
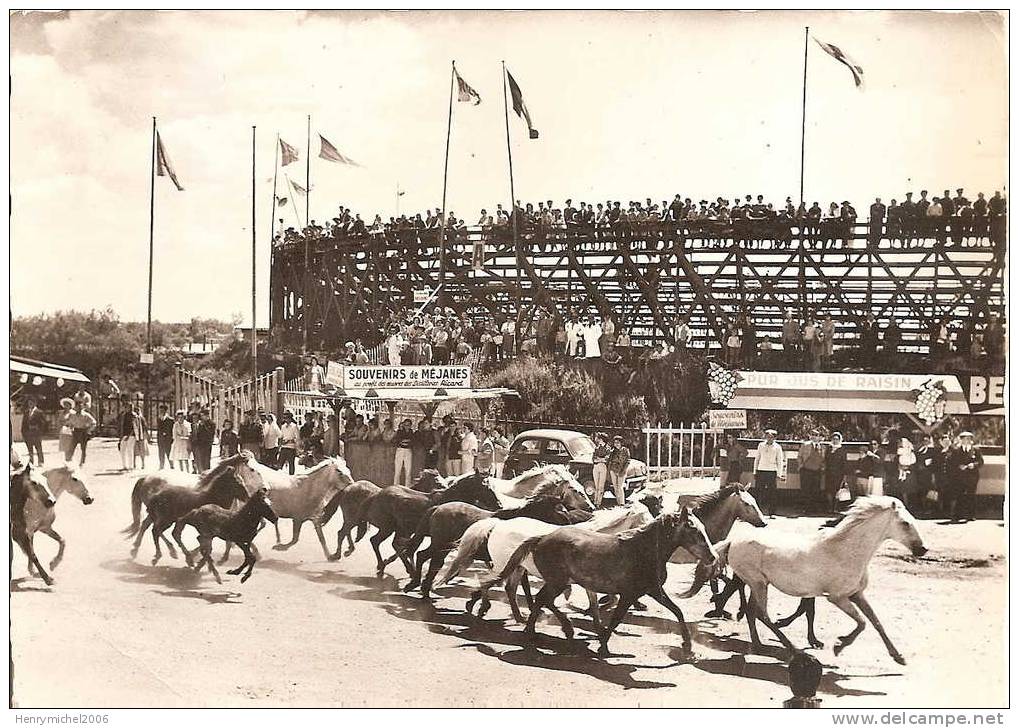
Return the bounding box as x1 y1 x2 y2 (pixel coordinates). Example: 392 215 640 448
273 189 1006 252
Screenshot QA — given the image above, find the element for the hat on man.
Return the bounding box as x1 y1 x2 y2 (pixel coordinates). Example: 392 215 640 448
764 428 778 436
612 435 623 442
959 431 975 439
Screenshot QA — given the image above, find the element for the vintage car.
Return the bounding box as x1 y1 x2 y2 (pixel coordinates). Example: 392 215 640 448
501 428 649 502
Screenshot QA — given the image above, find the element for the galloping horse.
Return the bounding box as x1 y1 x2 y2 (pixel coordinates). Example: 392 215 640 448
361 471 503 576
130 455 259 565
441 499 660 622
499 508 717 655
681 496 927 664
124 452 265 559
182 488 278 584
21 465 94 575
322 469 446 561
11 463 58 585
227 456 356 560
402 492 575 598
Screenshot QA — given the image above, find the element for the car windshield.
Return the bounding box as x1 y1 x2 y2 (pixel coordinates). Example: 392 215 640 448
567 435 596 458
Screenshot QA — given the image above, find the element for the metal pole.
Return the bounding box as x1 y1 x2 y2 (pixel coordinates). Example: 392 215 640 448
501 61 522 352
303 114 311 353
799 26 809 204
144 116 156 424
439 61 456 308
252 126 258 411
268 134 279 332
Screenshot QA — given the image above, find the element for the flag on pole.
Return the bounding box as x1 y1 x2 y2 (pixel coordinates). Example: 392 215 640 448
454 69 481 105
280 138 300 166
506 68 539 139
813 36 864 89
287 176 310 196
276 195 288 207
155 132 184 190
319 134 360 166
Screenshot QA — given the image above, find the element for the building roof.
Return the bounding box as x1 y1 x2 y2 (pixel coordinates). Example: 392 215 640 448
10 355 90 384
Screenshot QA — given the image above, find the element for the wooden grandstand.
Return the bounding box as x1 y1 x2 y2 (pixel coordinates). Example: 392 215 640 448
269 221 1005 356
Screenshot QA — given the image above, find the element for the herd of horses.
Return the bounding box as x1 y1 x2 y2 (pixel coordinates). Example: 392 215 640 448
10 450 928 665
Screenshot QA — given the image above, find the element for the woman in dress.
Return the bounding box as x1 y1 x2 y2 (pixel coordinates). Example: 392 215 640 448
57 398 75 460
132 404 149 470
170 410 192 472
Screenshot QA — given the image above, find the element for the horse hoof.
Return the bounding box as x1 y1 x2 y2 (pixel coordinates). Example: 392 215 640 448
226 567 242 576
344 548 356 557
402 582 419 593
240 573 251 584
168 550 179 560
151 557 160 566
704 609 729 619
271 544 288 552
809 639 824 649
833 641 845 656
597 643 610 657
327 553 341 562
49 560 60 571
892 653 906 666
129 549 138 560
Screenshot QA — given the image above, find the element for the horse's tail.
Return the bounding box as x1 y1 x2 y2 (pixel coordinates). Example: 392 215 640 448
677 540 731 599
402 506 436 561
486 534 544 591
437 518 498 585
121 478 147 536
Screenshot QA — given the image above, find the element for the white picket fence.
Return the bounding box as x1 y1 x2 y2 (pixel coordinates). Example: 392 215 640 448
643 422 722 481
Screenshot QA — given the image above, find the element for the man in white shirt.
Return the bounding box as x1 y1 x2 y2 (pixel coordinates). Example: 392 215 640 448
753 428 786 517
674 315 692 351
460 422 479 473
277 412 301 474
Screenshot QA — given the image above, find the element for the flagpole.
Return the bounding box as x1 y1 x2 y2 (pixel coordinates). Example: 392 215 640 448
439 60 456 309
303 113 311 354
501 61 522 352
799 25 809 204
268 134 279 332
285 175 304 229
144 116 156 423
252 126 259 411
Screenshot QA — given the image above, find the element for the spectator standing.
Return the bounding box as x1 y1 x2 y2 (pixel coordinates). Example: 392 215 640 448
824 432 849 512
157 404 175 470
591 432 610 506
797 429 825 513
65 401 96 466
306 356 325 391
673 314 692 351
119 402 140 471
883 318 902 363
859 314 878 368
802 316 819 371
220 419 239 459
261 413 281 467
57 398 75 461
239 410 264 460
933 432 955 517
753 428 785 516
914 433 937 514
193 410 216 472
446 423 463 477
170 410 192 472
476 428 494 474
868 198 886 245
948 431 983 522
500 318 517 358
607 435 631 505
491 426 510 478
393 419 415 487
21 398 46 466
461 422 479 473
721 432 748 487
856 439 882 497
278 411 300 474
583 317 603 361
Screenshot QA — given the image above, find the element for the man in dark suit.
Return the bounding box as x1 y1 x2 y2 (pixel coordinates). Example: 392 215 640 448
156 404 175 469
868 198 886 245
21 397 47 465
948 431 983 522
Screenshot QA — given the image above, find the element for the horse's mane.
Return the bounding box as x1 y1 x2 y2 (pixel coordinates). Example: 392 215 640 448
497 494 559 517
688 485 741 515
413 468 444 491
196 457 241 487
828 497 894 537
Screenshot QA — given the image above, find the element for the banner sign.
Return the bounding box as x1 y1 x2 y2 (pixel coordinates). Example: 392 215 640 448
413 289 431 304
709 409 747 430
728 371 969 415
958 374 1005 416
342 365 471 391
325 361 345 387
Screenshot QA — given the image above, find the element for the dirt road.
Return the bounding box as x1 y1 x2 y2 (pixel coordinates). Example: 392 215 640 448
10 439 1007 708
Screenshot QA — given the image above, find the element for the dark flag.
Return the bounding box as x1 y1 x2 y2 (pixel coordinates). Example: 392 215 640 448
813 37 864 89
506 69 539 139
155 132 184 190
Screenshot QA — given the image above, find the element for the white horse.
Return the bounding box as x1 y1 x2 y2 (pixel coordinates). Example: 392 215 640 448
488 464 595 511
683 495 927 664
22 465 94 574
440 501 657 622
230 456 357 559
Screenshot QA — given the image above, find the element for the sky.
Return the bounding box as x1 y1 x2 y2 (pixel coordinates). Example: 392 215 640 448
9 10 1008 324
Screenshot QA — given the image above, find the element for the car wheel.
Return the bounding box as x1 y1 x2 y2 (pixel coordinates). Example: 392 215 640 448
583 479 596 497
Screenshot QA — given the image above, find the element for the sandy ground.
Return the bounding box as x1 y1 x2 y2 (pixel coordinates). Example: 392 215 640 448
10 438 1008 708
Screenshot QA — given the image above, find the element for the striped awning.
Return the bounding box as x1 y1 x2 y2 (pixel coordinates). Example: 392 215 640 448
728 370 969 415
10 356 90 384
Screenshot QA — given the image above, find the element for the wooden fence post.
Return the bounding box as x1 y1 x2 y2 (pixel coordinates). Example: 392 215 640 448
274 367 285 416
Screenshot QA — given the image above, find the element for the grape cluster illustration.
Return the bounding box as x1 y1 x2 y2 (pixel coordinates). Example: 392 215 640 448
913 379 948 426
708 362 742 406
